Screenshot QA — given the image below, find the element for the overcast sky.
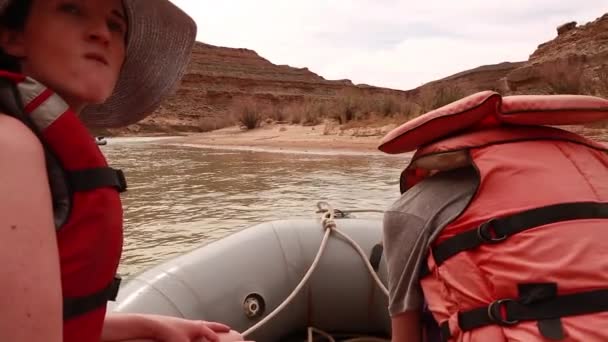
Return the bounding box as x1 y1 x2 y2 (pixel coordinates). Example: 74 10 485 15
170 1 607 91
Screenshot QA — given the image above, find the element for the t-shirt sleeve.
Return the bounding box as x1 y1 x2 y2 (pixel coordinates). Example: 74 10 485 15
382 166 479 317
383 209 429 316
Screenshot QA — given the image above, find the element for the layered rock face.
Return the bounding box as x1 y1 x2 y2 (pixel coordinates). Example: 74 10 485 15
100 43 408 135
503 13 608 95
98 13 608 136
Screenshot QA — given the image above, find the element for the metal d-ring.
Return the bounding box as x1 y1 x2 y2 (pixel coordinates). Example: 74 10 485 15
477 219 508 243
488 298 519 326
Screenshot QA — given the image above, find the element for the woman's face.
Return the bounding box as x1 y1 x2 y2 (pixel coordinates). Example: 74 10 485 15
1 0 127 112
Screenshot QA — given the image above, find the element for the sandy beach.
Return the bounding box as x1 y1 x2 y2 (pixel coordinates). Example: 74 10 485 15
164 123 394 154
159 122 608 156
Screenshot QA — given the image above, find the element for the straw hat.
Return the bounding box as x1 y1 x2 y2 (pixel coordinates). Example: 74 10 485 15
0 0 197 128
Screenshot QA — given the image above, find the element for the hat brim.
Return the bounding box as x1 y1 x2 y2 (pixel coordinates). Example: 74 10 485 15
81 0 197 128
0 0 197 128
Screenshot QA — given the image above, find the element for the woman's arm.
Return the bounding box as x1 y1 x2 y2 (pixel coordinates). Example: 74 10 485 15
101 312 246 342
391 311 422 342
101 313 159 341
0 115 63 341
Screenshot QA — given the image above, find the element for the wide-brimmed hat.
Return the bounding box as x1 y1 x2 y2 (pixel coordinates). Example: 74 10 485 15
0 0 197 128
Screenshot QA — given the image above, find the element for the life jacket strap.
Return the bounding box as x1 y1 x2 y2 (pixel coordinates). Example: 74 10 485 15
430 202 608 269
439 321 452 342
68 167 127 193
369 243 383 272
63 275 122 320
440 285 608 341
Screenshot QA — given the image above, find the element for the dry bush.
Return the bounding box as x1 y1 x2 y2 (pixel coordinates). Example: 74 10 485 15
541 62 588 95
388 97 419 119
367 94 407 117
398 100 421 119
303 101 326 126
198 116 234 132
332 95 364 124
269 105 287 122
597 66 608 97
284 103 302 124
323 121 338 135
286 100 326 126
378 95 400 117
418 85 466 112
234 100 265 130
357 94 419 121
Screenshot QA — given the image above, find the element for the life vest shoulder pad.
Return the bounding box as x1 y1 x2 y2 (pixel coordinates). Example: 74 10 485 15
379 91 608 154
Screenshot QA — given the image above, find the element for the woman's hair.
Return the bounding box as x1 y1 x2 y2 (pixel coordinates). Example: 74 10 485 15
0 0 34 72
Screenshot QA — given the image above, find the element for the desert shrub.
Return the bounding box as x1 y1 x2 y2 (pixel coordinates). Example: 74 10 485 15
270 105 287 122
286 100 326 125
235 100 264 129
541 62 589 95
332 95 363 124
597 66 608 97
418 85 466 112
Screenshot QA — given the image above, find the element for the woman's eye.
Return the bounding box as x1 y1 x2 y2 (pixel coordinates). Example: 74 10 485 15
107 20 125 34
58 3 81 15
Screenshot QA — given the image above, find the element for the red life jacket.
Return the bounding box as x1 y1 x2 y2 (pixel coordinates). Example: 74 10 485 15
0 71 126 342
379 91 608 341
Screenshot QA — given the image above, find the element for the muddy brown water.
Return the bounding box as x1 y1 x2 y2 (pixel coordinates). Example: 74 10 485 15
102 137 409 277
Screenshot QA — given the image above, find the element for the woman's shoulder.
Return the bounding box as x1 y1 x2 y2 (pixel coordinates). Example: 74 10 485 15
0 113 45 163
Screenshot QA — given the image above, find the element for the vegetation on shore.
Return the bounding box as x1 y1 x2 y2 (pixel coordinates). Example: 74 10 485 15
233 65 608 133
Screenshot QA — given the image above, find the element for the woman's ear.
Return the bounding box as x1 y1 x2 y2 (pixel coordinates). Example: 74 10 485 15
0 29 26 57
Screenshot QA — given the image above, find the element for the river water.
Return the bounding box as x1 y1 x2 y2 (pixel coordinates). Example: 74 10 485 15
102 137 410 277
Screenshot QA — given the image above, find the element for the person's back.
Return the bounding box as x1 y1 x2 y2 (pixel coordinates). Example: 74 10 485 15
379 91 608 342
421 133 608 341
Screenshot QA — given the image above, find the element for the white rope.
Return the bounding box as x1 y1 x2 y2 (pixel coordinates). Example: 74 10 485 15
317 202 387 296
242 201 389 339
308 326 337 342
242 209 334 337
307 326 391 342
332 227 388 297
340 209 385 214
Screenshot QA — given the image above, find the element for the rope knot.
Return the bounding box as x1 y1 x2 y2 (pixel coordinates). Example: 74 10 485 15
317 201 336 230
321 212 337 230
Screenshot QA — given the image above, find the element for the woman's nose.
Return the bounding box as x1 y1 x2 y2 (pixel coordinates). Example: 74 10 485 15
86 18 111 46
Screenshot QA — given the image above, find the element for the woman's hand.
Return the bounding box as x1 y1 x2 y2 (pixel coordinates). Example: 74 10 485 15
150 315 230 342
102 313 252 342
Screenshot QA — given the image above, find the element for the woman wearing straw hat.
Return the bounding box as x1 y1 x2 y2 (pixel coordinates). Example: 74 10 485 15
0 0 250 341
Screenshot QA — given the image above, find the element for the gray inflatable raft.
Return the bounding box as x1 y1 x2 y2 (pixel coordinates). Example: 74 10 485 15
110 215 391 341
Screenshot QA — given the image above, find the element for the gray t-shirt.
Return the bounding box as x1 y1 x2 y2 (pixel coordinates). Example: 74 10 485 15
383 166 479 316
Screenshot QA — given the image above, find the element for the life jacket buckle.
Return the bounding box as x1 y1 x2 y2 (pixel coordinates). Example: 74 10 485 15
488 298 519 326
115 169 128 193
477 218 507 243
108 275 122 301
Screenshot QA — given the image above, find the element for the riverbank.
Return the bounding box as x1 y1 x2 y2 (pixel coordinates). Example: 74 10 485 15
163 123 393 154
157 122 608 155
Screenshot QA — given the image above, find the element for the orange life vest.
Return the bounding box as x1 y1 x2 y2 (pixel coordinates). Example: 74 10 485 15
0 71 125 342
379 91 608 341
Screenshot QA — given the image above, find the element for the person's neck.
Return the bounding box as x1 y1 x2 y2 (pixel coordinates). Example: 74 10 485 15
58 93 86 115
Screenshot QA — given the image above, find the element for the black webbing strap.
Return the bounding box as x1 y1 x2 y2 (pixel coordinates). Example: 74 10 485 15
369 243 383 272
420 303 444 342
0 79 73 228
457 289 608 332
67 167 127 193
420 260 431 278
63 276 122 320
438 288 608 341
432 202 608 267
439 321 451 342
